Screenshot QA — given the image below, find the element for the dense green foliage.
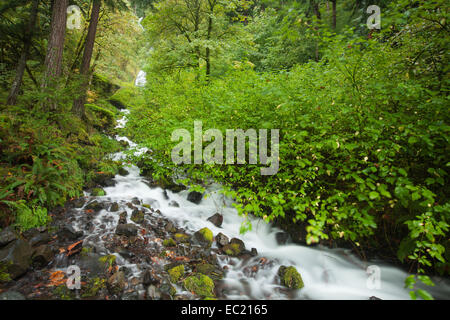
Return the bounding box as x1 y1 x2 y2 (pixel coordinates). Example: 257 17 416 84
121 0 449 295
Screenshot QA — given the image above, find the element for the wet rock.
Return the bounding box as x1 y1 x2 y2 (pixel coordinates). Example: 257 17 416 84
118 167 129 176
146 285 161 300
195 263 224 281
215 233 229 248
192 228 213 248
92 172 115 188
107 271 125 295
91 188 106 197
131 209 145 224
0 291 26 300
72 198 86 208
164 222 176 233
0 227 17 248
207 213 223 227
275 232 289 245
187 191 203 204
0 239 33 279
32 245 54 269
131 197 141 206
369 296 382 300
58 226 83 241
109 202 120 212
115 224 138 237
278 266 304 289
162 190 169 200
230 238 245 251
167 264 185 283
183 274 215 298
168 200 179 208
142 270 159 287
122 291 139 300
79 253 108 277
118 248 134 259
21 228 39 241
250 248 258 256
85 200 104 212
174 233 190 244
118 211 127 225
29 233 51 247
160 280 177 300
163 238 176 247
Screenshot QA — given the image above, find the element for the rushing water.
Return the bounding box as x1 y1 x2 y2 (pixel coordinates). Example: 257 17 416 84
72 71 450 300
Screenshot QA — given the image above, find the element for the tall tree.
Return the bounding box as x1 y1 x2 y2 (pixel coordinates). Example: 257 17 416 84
72 0 101 118
331 0 336 29
6 0 40 105
42 0 69 111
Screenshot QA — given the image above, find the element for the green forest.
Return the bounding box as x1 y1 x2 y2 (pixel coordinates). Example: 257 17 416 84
0 0 448 302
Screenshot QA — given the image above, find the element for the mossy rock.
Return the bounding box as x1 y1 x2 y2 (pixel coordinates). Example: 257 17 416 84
163 238 177 247
195 263 224 281
131 209 145 224
174 233 190 243
91 188 106 197
183 274 215 298
193 228 213 247
81 277 107 298
53 285 76 300
278 266 304 289
0 262 12 283
167 265 185 283
222 243 242 257
99 255 116 268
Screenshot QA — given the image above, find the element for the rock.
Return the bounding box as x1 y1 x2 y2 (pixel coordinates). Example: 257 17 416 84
164 222 176 233
72 198 86 208
0 227 17 248
275 232 289 245
109 203 120 212
160 281 177 300
193 228 213 248
118 167 129 176
0 291 26 300
142 270 159 287
0 239 33 279
162 190 169 200
85 200 104 212
167 264 185 283
174 233 190 244
207 213 223 227
131 197 141 205
146 285 161 300
91 188 106 197
196 263 224 281
115 224 138 237
168 200 179 208
131 209 145 224
250 248 258 256
32 245 54 269
107 271 125 295
369 296 382 300
215 233 229 248
92 172 115 188
183 274 215 298
163 238 176 247
278 266 304 289
118 211 127 225
230 238 245 251
29 233 51 247
187 191 203 204
58 225 83 241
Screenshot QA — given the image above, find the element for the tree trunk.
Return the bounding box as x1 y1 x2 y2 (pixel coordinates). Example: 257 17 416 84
7 0 40 105
72 0 101 118
331 0 337 29
42 0 68 111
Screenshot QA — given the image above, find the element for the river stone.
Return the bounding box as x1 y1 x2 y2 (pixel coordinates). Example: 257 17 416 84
0 227 17 248
118 167 129 176
146 285 161 300
131 209 145 224
0 239 33 279
278 266 304 289
115 224 138 237
29 233 51 247
195 263 224 281
118 211 127 225
107 271 126 295
85 200 104 212
192 228 213 248
207 213 223 227
0 291 26 300
187 191 203 204
215 233 229 248
230 238 245 251
32 245 54 269
131 197 141 205
168 200 179 208
58 225 83 241
110 203 120 212
142 270 159 287
72 198 86 209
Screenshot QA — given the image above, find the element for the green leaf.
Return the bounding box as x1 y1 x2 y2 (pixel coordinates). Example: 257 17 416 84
416 289 434 300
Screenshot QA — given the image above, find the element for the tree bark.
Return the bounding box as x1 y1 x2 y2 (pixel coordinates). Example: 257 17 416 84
7 0 40 105
331 0 337 30
72 0 101 118
42 0 68 111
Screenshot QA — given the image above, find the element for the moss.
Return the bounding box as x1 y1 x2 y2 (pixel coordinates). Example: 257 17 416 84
196 228 213 247
222 243 242 256
174 233 190 243
163 238 177 247
99 255 116 268
80 247 93 257
279 266 304 289
0 262 12 283
196 263 224 281
183 274 215 298
81 277 106 298
109 86 145 109
167 265 185 283
53 285 76 300
91 188 106 197
142 204 151 209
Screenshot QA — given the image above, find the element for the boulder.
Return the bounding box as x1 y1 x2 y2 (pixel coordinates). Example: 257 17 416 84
0 227 17 248
85 200 104 212
58 226 83 241
109 203 120 212
0 239 33 279
207 213 223 227
29 233 51 247
215 233 229 248
167 264 185 283
32 245 54 269
183 274 215 298
115 224 138 237
195 263 224 281
118 167 129 176
131 209 145 224
107 271 125 295
278 266 304 289
91 188 106 197
192 228 213 248
187 191 203 204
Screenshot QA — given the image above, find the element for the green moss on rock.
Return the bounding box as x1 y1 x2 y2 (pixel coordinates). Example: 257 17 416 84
99 254 116 268
183 274 215 298
174 233 190 243
163 238 176 247
167 264 185 283
278 266 304 289
91 188 106 197
81 277 106 298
